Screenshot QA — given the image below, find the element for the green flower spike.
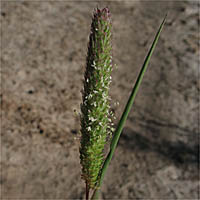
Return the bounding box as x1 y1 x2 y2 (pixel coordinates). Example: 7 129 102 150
79 7 113 194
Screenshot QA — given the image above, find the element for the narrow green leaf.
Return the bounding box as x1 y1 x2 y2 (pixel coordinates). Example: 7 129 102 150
91 14 167 199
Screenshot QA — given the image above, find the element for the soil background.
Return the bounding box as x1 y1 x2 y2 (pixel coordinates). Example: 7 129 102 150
1 0 199 199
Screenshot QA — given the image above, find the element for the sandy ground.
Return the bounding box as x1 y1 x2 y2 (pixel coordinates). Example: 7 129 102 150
1 0 199 199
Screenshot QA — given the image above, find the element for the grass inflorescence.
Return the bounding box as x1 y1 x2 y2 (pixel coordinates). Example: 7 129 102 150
79 7 114 192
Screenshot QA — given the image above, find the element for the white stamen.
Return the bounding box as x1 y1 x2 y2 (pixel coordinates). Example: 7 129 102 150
87 126 91 131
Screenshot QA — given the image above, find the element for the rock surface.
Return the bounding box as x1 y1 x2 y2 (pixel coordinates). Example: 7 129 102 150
1 1 199 199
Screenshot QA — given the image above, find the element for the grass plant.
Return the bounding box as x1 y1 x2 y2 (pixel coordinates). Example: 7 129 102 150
79 7 167 200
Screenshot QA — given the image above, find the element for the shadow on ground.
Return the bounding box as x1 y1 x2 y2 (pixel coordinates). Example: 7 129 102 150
120 127 198 167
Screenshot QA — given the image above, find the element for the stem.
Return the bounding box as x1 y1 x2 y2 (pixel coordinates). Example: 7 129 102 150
86 181 90 200
91 188 99 199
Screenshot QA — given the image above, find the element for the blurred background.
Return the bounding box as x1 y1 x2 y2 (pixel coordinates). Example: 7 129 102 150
1 0 199 199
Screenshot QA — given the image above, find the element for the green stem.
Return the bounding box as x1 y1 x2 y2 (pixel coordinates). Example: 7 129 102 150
91 14 167 200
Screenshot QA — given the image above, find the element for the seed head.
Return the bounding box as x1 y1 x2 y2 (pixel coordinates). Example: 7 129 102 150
80 7 114 189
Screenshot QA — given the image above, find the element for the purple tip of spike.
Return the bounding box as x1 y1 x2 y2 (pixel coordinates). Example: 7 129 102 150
93 7 111 21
